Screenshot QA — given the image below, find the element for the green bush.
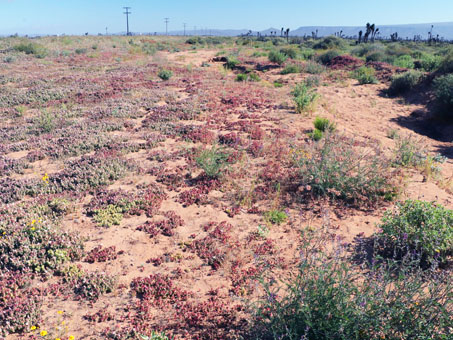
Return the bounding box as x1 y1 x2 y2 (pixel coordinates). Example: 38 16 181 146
376 200 453 267
292 134 394 204
13 42 48 58
393 55 414 69
305 75 320 88
158 69 173 81
352 66 378 84
280 63 302 75
249 72 261 82
303 61 325 74
313 36 346 50
419 54 442 72
438 52 453 74
268 50 288 65
388 71 423 95
140 331 174 340
292 83 318 114
34 110 56 134
279 47 298 59
254 228 452 340
225 56 240 69
433 74 453 114
365 51 386 62
317 50 340 65
93 204 123 227
313 117 335 133
299 48 315 60
236 73 248 82
195 145 229 178
264 210 288 225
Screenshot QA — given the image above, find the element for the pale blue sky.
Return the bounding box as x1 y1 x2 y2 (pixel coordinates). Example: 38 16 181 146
1 0 453 35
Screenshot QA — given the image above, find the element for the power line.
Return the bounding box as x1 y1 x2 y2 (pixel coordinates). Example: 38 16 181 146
183 23 187 36
164 18 169 36
123 7 131 36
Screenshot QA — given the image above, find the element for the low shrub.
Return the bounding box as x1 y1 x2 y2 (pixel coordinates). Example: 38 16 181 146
292 83 318 114
303 61 325 74
314 116 335 132
93 204 123 227
419 54 442 72
279 47 298 59
158 69 173 81
375 200 453 267
313 36 346 50
225 56 240 69
317 50 340 65
388 70 423 95
352 66 378 85
254 228 452 340
236 73 248 82
393 55 414 69
365 51 385 62
72 271 117 301
268 50 288 65
280 63 302 75
264 210 288 225
195 145 229 178
433 74 453 115
305 75 320 88
13 42 48 58
292 134 395 204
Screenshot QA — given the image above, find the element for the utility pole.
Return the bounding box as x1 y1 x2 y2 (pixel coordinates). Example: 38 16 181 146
105 27 108 35
123 7 131 36
164 18 169 35
183 23 187 36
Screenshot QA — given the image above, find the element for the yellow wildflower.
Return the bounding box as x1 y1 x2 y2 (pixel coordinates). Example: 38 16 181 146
42 173 49 183
69 336 75 340
56 338 61 340
31 227 36 231
40 330 48 336
31 325 37 330
57 310 63 314
31 219 37 225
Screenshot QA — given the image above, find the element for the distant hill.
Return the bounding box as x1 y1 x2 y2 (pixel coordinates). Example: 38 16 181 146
162 22 453 40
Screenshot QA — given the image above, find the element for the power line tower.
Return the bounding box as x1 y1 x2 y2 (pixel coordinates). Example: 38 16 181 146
183 23 187 36
164 18 169 35
123 7 131 36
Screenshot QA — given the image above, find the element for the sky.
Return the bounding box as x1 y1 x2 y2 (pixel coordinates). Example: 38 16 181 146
1 0 453 35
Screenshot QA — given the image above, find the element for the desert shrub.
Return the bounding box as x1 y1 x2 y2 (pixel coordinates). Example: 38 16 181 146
292 134 395 204
352 43 383 57
13 42 48 58
158 69 173 81
313 36 346 50
236 73 248 82
392 135 423 167
292 83 318 114
433 74 453 114
393 55 414 69
388 70 423 95
305 75 320 88
279 47 298 59
34 110 56 134
195 145 229 178
299 48 315 60
273 81 283 88
248 72 261 82
254 228 452 340
264 210 287 225
437 52 453 74
225 56 240 69
0 216 83 273
0 274 42 336
365 51 386 62
268 50 288 65
140 332 173 340
419 54 442 72
317 50 340 65
303 61 325 74
93 204 123 227
75 48 87 54
375 200 453 267
280 63 302 75
308 117 335 141
313 116 335 133
72 271 117 301
352 66 378 84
